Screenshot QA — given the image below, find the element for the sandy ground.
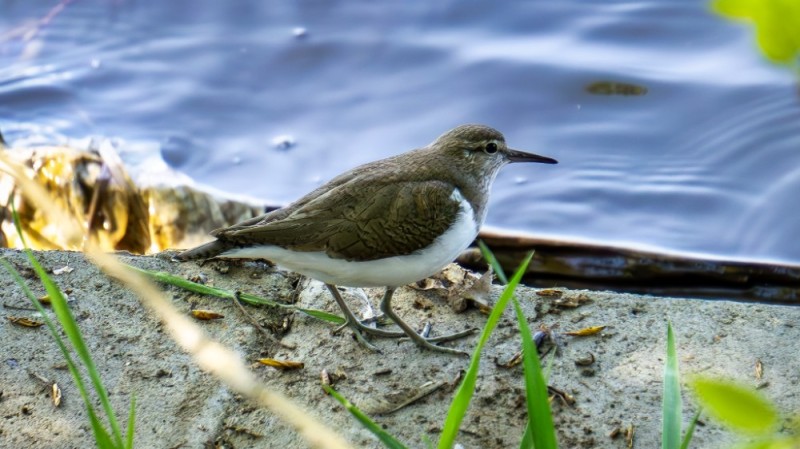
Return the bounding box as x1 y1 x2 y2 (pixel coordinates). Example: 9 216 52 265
0 248 798 449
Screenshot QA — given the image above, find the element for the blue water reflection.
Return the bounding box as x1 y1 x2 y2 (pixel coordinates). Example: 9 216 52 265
1 0 798 263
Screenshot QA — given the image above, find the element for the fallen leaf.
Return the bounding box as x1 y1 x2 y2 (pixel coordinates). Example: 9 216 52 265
625 424 634 448
439 264 470 285
411 264 465 292
8 316 44 327
52 383 62 407
448 266 494 312
565 325 606 337
413 277 444 291
257 358 304 370
53 266 73 275
495 352 523 369
191 309 224 320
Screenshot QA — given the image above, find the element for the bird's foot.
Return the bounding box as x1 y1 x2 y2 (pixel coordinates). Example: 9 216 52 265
332 316 405 338
334 317 477 354
331 317 404 353
375 287 478 356
400 326 478 356
325 284 477 355
324 285 405 352
422 326 479 343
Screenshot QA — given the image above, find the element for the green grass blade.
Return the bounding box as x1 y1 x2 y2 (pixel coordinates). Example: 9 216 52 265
323 386 408 449
128 266 247 301
689 378 778 435
513 296 557 449
481 242 552 449
298 308 346 324
0 258 115 447
9 201 125 447
437 252 534 449
130 265 345 324
520 423 534 449
125 394 136 449
478 240 508 284
520 353 556 449
680 409 701 449
88 415 116 448
22 248 124 447
663 322 682 449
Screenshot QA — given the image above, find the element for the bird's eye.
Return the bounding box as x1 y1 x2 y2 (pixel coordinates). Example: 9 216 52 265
484 142 498 154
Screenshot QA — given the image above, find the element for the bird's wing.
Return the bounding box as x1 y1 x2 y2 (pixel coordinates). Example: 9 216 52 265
215 180 464 261
210 167 365 235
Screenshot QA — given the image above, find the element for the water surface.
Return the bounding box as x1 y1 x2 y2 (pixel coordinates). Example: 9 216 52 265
1 0 798 264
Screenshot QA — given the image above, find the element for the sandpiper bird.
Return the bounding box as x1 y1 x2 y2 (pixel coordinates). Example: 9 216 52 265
177 124 557 354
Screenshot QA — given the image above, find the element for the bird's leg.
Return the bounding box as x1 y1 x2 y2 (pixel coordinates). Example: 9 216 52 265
325 284 405 341
378 287 475 356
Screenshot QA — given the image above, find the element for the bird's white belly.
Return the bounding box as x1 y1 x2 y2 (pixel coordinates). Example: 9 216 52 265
220 196 479 287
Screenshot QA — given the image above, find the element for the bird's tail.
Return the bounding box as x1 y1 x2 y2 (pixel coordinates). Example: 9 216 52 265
175 239 231 261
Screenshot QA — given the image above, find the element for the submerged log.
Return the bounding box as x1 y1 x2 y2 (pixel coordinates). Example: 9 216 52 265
459 229 800 304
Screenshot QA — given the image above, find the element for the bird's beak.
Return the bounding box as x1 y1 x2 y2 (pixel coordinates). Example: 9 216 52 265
506 148 558 164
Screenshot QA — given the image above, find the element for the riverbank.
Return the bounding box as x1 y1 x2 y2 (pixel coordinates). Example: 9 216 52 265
1 248 797 448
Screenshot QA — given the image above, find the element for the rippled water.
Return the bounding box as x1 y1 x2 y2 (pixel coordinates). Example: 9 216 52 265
1 1 799 264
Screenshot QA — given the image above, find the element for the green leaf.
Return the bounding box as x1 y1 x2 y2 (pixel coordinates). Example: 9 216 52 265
125 394 136 449
689 378 778 434
130 265 345 324
293 308 347 324
519 423 534 449
513 296 557 449
324 386 408 449
663 322 682 449
712 0 800 66
87 415 116 449
714 0 757 19
680 409 701 449
738 436 800 449
478 240 508 284
437 252 534 449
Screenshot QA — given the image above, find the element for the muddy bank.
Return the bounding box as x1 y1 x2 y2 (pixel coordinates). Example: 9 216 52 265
1 248 798 448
